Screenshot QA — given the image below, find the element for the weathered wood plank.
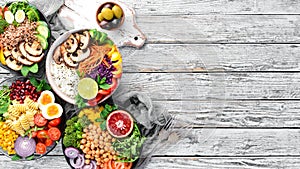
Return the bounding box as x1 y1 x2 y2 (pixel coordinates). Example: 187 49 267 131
152 100 300 128
2 73 300 100
3 129 300 156
121 44 300 72
147 157 300 169
134 15 300 44
115 72 300 100
1 156 300 169
65 0 300 15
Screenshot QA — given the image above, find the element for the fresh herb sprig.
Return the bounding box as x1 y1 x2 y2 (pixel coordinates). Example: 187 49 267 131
29 77 51 92
96 75 110 90
95 104 118 130
75 94 86 109
112 123 146 162
0 86 11 121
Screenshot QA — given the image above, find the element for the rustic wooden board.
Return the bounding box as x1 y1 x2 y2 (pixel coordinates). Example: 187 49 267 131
121 44 300 72
136 15 300 44
65 0 300 15
2 156 300 169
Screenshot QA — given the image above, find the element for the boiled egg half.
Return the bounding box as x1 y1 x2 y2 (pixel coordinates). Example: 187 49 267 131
42 103 63 120
38 90 55 109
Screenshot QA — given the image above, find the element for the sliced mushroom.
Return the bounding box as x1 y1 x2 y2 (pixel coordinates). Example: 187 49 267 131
63 52 78 68
6 57 22 71
12 47 34 65
25 41 43 56
75 33 81 42
53 46 63 64
70 48 91 62
3 46 12 58
79 31 90 50
63 34 78 53
19 42 44 63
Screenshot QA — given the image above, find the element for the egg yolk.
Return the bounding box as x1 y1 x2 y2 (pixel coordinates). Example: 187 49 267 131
47 105 59 116
41 94 53 105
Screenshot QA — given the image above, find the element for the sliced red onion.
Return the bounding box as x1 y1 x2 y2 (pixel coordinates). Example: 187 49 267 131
14 136 36 158
70 154 84 168
65 147 79 159
82 164 93 169
91 160 97 169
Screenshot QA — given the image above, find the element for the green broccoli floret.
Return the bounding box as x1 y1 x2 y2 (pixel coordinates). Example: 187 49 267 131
63 133 79 148
65 125 76 134
78 115 91 128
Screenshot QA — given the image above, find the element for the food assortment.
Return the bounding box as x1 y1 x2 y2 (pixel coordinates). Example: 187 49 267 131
96 2 124 30
0 1 50 76
0 77 63 160
48 29 122 107
63 104 145 169
0 1 149 167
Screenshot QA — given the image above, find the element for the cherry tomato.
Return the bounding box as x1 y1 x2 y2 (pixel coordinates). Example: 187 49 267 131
36 143 47 154
37 130 49 139
88 93 103 106
48 118 61 127
45 139 53 146
31 131 37 138
34 114 48 127
48 127 61 141
99 89 111 95
0 7 3 18
3 7 8 12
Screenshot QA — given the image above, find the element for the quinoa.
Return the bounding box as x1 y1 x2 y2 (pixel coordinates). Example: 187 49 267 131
0 19 38 49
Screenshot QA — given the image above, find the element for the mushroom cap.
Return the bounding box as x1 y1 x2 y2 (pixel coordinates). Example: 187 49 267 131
79 31 90 50
12 46 34 65
63 52 78 68
64 34 78 53
6 57 22 71
25 41 43 56
19 42 44 63
53 46 63 65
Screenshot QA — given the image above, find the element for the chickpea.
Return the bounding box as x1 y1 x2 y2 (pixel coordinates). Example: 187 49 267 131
93 125 97 130
100 149 105 154
104 138 109 142
83 128 88 133
113 155 117 160
80 145 85 150
92 150 96 155
82 134 87 138
88 124 93 129
88 151 93 155
97 128 101 133
86 142 91 147
108 155 112 160
102 132 107 137
83 148 89 153
103 153 107 158
104 158 109 162
112 138 116 142
80 139 87 144
85 154 91 159
100 144 104 149
91 144 95 150
85 159 90 164
104 146 109 151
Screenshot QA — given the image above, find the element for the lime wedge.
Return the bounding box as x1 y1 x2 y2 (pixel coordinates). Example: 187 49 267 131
77 78 98 100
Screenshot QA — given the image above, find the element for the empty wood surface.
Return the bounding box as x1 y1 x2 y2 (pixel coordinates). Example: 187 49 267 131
1 0 300 168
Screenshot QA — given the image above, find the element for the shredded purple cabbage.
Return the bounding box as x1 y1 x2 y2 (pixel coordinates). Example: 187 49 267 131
87 56 116 84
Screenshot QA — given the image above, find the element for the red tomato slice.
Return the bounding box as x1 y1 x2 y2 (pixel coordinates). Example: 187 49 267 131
36 143 47 154
34 114 48 127
48 118 61 127
45 139 53 146
87 93 103 106
31 131 37 138
3 7 8 12
48 127 61 141
99 89 111 95
110 78 118 91
37 130 49 139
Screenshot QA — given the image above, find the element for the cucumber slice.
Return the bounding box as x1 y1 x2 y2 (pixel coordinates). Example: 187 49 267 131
37 21 47 26
104 39 114 46
37 25 50 39
89 29 98 39
99 32 107 43
36 34 48 50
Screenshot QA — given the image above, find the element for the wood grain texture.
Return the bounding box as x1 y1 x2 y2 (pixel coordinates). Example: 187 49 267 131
116 72 300 100
136 15 300 44
2 156 300 169
121 44 300 72
65 0 300 15
2 129 300 156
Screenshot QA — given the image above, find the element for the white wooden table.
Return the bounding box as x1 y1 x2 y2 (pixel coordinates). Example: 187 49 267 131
1 0 300 168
